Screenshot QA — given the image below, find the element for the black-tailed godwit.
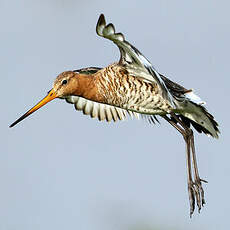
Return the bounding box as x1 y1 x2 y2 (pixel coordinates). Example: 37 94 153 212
10 14 219 217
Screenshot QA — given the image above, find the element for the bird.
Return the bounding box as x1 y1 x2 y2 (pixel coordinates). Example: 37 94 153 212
10 14 219 217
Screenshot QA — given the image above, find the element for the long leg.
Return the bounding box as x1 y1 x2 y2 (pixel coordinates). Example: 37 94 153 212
184 130 197 217
162 115 195 216
170 114 207 214
163 114 207 216
190 134 207 207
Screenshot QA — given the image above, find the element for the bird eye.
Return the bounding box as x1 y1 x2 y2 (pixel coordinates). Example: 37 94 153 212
62 79 68 85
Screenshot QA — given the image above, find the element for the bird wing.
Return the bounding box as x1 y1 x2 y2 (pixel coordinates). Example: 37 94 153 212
65 95 139 122
160 73 219 138
160 73 206 105
96 14 175 107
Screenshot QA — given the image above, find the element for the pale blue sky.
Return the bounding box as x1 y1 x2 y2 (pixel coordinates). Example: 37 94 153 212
2 0 229 229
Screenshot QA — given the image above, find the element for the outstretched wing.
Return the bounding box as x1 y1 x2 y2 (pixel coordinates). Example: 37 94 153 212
65 95 140 122
73 67 160 124
96 14 175 108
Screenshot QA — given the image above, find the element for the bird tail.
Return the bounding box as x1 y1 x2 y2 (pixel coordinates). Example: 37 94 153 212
160 74 219 138
178 101 220 139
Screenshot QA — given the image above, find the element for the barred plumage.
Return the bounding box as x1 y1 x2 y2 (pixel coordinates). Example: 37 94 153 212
10 14 219 217
95 64 172 115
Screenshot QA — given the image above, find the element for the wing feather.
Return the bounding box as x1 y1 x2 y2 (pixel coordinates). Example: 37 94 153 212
105 106 113 122
91 102 99 118
96 14 175 107
65 96 139 122
83 100 93 115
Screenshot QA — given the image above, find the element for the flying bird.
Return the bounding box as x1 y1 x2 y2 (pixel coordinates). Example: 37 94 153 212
10 14 219 217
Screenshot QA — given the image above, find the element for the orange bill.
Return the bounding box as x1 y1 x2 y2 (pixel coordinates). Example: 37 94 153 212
9 89 57 128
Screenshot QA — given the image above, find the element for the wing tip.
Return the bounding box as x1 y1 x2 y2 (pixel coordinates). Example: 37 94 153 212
96 14 125 42
96 14 106 36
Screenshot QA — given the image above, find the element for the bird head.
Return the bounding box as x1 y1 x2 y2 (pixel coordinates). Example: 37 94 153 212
53 71 79 98
9 71 79 128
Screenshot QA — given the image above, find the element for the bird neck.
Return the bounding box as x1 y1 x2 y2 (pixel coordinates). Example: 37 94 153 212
75 74 105 103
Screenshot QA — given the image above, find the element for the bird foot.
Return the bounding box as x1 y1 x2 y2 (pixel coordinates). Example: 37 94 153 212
188 178 207 217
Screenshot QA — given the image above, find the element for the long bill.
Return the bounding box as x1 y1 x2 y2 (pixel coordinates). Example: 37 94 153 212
9 89 57 128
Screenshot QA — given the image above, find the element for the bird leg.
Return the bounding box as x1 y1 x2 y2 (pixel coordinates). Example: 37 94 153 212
190 134 207 207
163 115 195 215
163 114 206 217
173 115 207 214
184 130 196 217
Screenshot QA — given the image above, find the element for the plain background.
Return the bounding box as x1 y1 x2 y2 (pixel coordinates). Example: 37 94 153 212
2 0 229 229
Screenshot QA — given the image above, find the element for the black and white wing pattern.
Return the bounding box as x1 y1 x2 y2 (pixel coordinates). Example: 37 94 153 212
96 14 175 108
65 95 140 122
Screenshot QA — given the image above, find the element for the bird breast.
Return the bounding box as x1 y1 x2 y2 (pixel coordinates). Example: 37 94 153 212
95 65 172 115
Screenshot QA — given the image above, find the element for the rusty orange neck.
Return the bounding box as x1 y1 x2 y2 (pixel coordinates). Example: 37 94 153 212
73 73 105 103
